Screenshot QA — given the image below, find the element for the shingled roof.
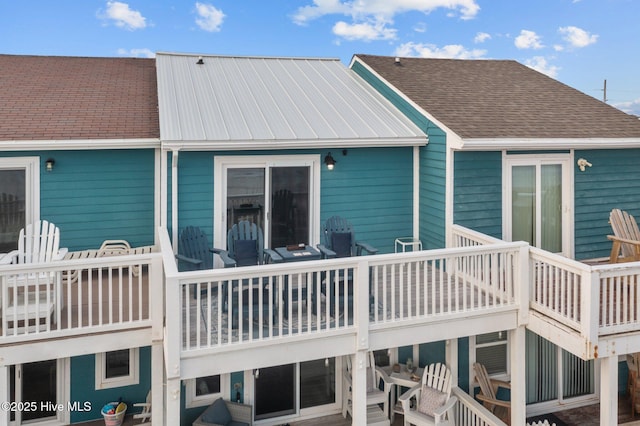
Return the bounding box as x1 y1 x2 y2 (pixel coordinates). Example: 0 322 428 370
354 54 640 140
0 54 159 142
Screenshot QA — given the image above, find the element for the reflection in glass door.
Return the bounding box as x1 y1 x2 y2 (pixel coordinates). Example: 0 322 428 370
10 360 58 424
0 170 26 252
270 167 309 248
254 364 296 420
224 165 310 249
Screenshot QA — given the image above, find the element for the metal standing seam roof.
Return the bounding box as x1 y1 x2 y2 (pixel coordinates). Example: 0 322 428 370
354 54 640 141
155 53 426 148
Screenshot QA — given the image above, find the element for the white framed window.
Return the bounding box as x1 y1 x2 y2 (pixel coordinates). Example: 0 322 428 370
213 155 321 251
503 153 573 257
0 157 39 252
95 348 139 390
185 374 230 408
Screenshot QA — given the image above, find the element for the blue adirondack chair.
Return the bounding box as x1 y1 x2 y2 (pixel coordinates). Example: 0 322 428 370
176 226 235 271
315 216 378 317
225 221 282 327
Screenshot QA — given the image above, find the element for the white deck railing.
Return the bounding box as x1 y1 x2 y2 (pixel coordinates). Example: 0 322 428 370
529 247 640 346
0 253 162 343
159 226 526 354
453 387 506 426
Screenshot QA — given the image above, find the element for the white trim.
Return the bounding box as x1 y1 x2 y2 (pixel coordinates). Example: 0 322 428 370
95 348 140 390
0 138 159 151
162 138 426 152
0 156 40 226
171 150 179 253
184 374 230 408
153 148 161 245
412 146 419 239
502 152 574 258
213 154 321 250
460 137 640 151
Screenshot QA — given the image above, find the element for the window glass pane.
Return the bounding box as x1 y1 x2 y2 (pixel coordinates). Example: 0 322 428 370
22 360 57 421
196 375 221 396
270 167 309 248
254 364 295 420
0 169 26 252
373 349 390 367
105 350 130 379
541 164 562 253
512 166 536 245
300 358 335 409
227 168 265 232
477 344 507 375
476 331 507 345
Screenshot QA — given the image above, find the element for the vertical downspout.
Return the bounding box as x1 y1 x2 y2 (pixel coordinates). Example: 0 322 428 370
413 145 420 240
171 149 179 253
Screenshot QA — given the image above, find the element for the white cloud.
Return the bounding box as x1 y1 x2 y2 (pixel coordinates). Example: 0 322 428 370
413 22 427 33
558 26 598 48
103 1 147 30
117 48 155 58
613 98 640 117
195 2 225 32
515 30 543 49
524 56 559 78
292 0 480 25
333 20 396 41
474 32 491 43
395 41 486 59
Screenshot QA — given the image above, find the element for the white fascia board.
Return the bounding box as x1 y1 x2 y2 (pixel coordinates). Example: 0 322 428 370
350 56 462 148
0 138 160 151
161 137 427 151
460 137 640 151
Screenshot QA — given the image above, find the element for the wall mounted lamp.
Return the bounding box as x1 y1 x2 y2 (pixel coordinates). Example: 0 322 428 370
45 158 55 172
577 158 592 172
324 152 336 170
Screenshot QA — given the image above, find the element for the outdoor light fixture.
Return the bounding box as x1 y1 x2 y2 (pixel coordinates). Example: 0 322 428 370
577 158 592 172
324 152 336 170
45 158 55 172
254 369 260 379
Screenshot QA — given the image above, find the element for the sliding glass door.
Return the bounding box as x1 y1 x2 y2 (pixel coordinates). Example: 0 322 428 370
215 155 320 251
504 155 572 256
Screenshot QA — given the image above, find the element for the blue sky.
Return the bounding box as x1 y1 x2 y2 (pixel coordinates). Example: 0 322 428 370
2 0 640 115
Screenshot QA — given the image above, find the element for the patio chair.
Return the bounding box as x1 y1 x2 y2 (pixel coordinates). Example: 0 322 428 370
132 390 151 425
192 397 253 426
176 226 235 271
0 220 68 332
342 352 393 421
225 221 282 328
627 353 640 417
315 216 378 317
399 362 456 426
608 208 640 263
473 362 511 425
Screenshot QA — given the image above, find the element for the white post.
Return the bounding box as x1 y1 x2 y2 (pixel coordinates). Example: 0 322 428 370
351 351 368 425
166 377 181 426
600 355 618 425
0 366 8 426
171 149 179 253
151 341 164 425
509 326 526 426
446 338 458 387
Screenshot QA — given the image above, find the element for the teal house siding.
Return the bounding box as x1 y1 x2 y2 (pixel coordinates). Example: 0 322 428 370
1 150 155 251
351 61 444 249
419 129 446 250
574 148 640 260
453 151 503 239
69 346 151 423
174 148 413 254
320 147 413 254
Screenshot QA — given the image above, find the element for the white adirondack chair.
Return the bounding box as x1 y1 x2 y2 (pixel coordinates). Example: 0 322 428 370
343 352 393 423
0 220 67 333
399 363 457 426
133 390 152 425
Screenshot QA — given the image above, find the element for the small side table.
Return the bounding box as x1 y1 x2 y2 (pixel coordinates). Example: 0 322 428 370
395 237 422 253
